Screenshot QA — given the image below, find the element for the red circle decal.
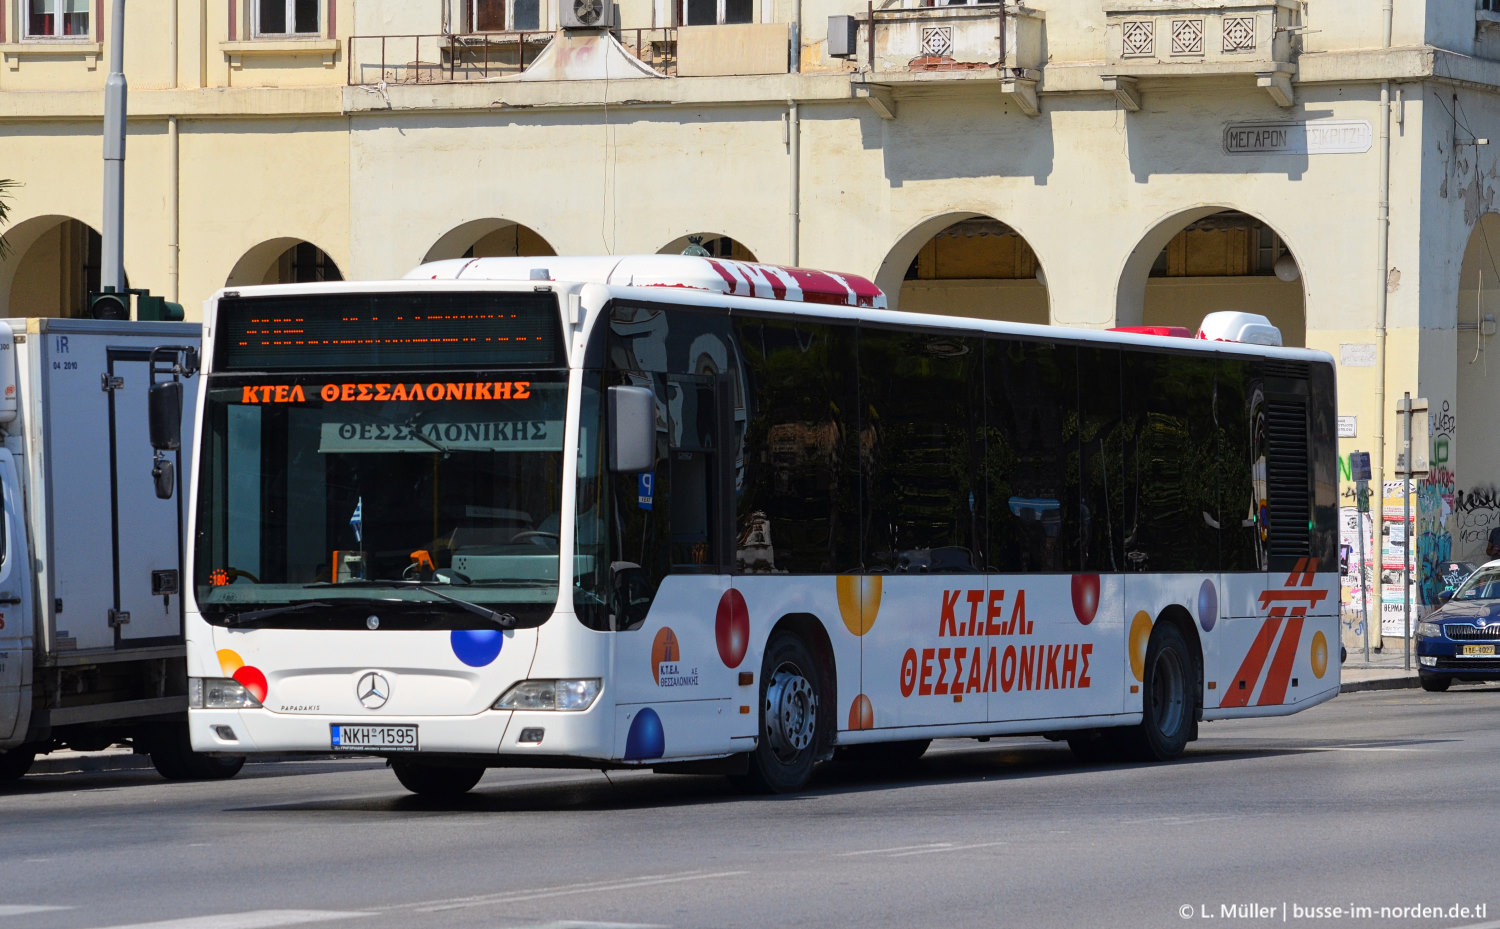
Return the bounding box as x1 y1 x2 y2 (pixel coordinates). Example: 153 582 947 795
715 589 750 668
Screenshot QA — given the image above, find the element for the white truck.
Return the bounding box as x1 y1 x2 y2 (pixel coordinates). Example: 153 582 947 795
0 318 242 781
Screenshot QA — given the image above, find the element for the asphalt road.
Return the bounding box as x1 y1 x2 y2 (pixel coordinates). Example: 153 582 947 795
4 686 1498 929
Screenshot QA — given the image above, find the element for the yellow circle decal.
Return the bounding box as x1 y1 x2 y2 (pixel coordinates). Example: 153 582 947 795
1311 630 1328 679
1128 611 1153 682
216 648 244 676
836 575 882 636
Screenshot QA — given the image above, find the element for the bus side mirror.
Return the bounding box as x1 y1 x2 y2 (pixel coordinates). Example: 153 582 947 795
607 385 655 473
152 456 175 500
148 380 183 452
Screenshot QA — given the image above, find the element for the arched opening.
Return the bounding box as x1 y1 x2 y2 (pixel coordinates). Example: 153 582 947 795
227 238 344 287
877 214 1048 323
1453 211 1500 564
0 215 127 318
658 234 755 261
423 220 556 264
1120 208 1306 346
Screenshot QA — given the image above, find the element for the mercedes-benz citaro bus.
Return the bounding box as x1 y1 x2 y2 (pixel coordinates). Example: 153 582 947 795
182 255 1338 798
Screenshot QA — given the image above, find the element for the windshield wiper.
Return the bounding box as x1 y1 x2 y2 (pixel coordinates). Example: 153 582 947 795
303 579 544 629
415 585 545 629
220 600 336 628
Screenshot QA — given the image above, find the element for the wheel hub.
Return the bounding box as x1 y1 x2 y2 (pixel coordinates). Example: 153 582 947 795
764 668 817 759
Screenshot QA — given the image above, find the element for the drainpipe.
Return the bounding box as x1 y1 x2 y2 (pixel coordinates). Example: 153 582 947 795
168 1 179 303
1369 0 1393 650
101 0 128 295
787 100 800 266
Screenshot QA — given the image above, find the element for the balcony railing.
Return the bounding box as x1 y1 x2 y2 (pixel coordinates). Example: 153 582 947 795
347 29 678 85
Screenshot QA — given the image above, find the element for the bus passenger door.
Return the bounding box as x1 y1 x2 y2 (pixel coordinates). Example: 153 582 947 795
610 373 739 760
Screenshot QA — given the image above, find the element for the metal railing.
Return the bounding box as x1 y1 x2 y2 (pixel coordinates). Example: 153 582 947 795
348 29 678 85
862 0 1007 72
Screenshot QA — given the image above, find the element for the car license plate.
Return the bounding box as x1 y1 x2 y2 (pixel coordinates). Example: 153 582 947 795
1461 645 1496 657
331 724 418 751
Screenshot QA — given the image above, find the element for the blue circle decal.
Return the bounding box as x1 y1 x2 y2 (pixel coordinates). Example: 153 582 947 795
451 628 504 667
1198 579 1218 632
624 707 665 760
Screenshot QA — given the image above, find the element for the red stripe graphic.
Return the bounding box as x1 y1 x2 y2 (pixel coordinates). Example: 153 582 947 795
1256 615 1305 706
1218 615 1282 708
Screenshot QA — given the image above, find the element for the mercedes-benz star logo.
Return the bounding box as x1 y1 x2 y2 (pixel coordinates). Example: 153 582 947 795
356 671 390 710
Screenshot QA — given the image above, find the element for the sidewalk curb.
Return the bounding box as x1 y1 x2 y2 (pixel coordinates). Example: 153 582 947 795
1340 675 1420 694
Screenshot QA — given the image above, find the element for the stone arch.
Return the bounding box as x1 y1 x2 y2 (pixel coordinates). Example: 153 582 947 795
658 234 756 262
0 214 126 318
227 238 344 287
1117 206 1307 345
1452 210 1500 563
423 220 556 264
875 212 1049 322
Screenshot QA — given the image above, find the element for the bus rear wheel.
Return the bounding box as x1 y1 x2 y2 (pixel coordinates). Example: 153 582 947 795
1122 622 1195 762
391 760 485 798
732 633 823 794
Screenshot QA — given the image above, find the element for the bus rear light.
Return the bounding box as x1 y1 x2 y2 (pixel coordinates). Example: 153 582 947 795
494 678 601 711
189 677 264 709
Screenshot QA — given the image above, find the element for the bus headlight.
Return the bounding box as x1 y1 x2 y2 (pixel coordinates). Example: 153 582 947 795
188 677 264 709
494 679 601 711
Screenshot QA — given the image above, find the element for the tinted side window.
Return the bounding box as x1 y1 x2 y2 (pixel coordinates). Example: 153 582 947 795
1076 347 1124 572
986 339 1077 572
1123 353 1222 572
734 317 860 574
860 329 985 573
1217 360 1262 572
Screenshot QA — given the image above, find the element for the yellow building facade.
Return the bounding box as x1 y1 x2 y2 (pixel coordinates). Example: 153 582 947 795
2 0 1498 647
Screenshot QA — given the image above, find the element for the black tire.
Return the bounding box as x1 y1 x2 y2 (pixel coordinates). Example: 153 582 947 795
149 726 246 781
731 633 825 794
1120 622 1195 762
1419 671 1452 693
834 739 930 770
0 747 36 781
391 760 485 798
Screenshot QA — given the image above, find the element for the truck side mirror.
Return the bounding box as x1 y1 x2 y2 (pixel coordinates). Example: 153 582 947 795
607 385 655 473
148 381 183 452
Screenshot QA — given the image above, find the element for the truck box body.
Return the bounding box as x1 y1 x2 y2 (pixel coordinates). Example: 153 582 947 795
0 319 214 775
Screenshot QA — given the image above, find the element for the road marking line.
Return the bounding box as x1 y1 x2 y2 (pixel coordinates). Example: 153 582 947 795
0 906 70 917
90 910 370 929
839 843 951 856
404 871 746 913
1119 814 1236 825
888 841 1007 857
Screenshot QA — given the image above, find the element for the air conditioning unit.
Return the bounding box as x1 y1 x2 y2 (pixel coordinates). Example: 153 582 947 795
560 0 613 30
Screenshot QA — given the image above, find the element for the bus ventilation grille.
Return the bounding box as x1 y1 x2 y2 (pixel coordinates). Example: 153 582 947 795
1265 398 1311 560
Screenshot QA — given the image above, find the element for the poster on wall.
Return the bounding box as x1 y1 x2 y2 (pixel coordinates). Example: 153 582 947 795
1379 482 1419 638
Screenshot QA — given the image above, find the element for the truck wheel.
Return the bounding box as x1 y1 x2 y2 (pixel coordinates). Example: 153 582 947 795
1121 622 1195 762
731 632 824 794
0 747 36 781
391 760 485 798
150 726 246 780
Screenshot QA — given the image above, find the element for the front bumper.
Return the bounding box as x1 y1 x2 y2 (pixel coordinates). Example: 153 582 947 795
190 704 615 763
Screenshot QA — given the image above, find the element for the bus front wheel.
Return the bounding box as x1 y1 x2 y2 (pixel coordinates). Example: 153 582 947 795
732 633 823 794
391 760 485 798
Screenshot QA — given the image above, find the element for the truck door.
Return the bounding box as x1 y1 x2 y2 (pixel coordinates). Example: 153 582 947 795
108 351 190 644
0 450 33 742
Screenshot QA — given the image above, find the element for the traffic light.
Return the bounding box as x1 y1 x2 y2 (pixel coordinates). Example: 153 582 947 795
87 289 130 320
135 292 184 321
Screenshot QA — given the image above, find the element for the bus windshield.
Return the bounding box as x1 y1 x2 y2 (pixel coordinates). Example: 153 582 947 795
193 371 568 625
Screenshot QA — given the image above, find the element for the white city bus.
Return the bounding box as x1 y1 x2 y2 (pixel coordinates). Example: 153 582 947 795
184 255 1339 797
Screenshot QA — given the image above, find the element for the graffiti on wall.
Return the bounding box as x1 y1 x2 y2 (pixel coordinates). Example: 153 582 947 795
1456 484 1500 553
1415 401 1456 608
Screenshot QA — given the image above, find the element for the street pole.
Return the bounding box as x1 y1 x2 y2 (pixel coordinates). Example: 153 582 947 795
1400 392 1412 671
101 0 127 295
1359 506 1370 664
